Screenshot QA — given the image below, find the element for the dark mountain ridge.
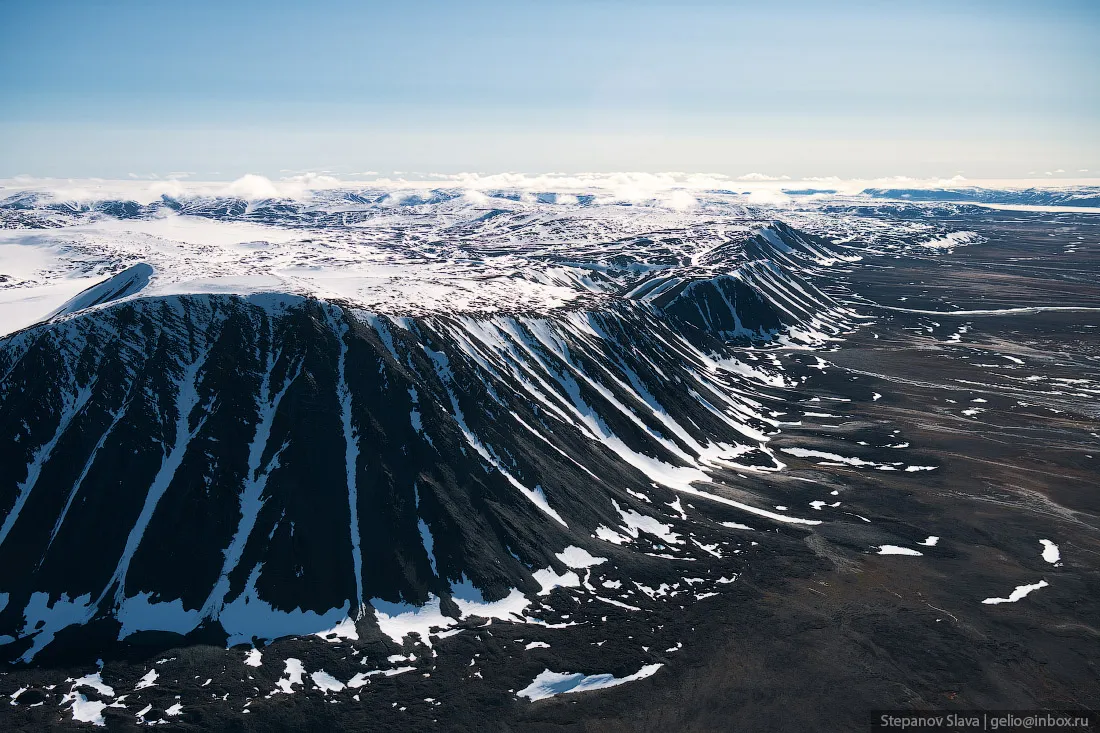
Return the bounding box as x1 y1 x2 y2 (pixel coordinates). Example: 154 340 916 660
0 220 851 668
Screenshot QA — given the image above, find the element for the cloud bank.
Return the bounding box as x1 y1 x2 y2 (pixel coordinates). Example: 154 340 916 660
2 171 1098 208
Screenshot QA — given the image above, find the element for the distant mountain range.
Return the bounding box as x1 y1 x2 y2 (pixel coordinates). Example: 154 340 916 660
860 186 1100 207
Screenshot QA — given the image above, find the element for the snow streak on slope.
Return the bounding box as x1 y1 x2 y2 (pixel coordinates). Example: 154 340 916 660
201 323 301 621
0 385 94 549
328 308 367 615
105 342 216 608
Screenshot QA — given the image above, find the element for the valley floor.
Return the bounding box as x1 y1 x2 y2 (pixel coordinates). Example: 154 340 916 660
508 212 1100 732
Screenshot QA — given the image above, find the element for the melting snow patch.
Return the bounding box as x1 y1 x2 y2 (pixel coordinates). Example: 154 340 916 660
720 521 754 531
314 616 359 642
612 500 682 544
244 648 263 667
876 545 923 556
384 666 416 676
595 525 630 545
18 592 95 661
135 669 158 690
63 693 107 726
691 538 722 557
72 672 114 697
311 671 346 693
516 663 663 701
372 596 456 646
116 593 201 639
666 496 687 519
780 447 900 471
982 580 1048 605
525 641 550 650
1039 540 1061 565
166 703 183 716
556 546 608 569
918 536 940 547
274 658 306 694
350 666 417 687
218 565 353 647
454 588 531 622
593 597 642 611
533 567 582 596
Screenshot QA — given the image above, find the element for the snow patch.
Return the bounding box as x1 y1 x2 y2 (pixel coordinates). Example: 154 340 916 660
311 671 346 693
371 596 456 647
134 669 158 690
314 616 359 642
876 545 923 556
556 546 608 569
517 663 663 701
274 658 306 694
62 693 107 726
1039 540 1060 565
982 580 1049 605
533 567 582 596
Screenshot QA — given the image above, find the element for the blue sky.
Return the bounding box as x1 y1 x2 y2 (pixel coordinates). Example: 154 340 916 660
1 0 1097 179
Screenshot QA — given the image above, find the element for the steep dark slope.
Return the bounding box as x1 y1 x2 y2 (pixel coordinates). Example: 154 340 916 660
0 261 840 665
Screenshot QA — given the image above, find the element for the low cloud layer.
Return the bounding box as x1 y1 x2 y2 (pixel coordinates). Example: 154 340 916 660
2 171 1098 208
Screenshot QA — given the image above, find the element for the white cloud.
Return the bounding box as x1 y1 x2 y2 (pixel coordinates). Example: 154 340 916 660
663 190 697 210
148 179 189 201
462 189 489 204
226 174 280 200
745 189 791 205
2 171 1096 210
737 173 790 181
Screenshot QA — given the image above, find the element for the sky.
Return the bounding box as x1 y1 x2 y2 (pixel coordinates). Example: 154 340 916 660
1 0 1097 180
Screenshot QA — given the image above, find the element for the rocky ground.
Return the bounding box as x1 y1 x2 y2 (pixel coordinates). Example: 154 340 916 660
515 210 1100 732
